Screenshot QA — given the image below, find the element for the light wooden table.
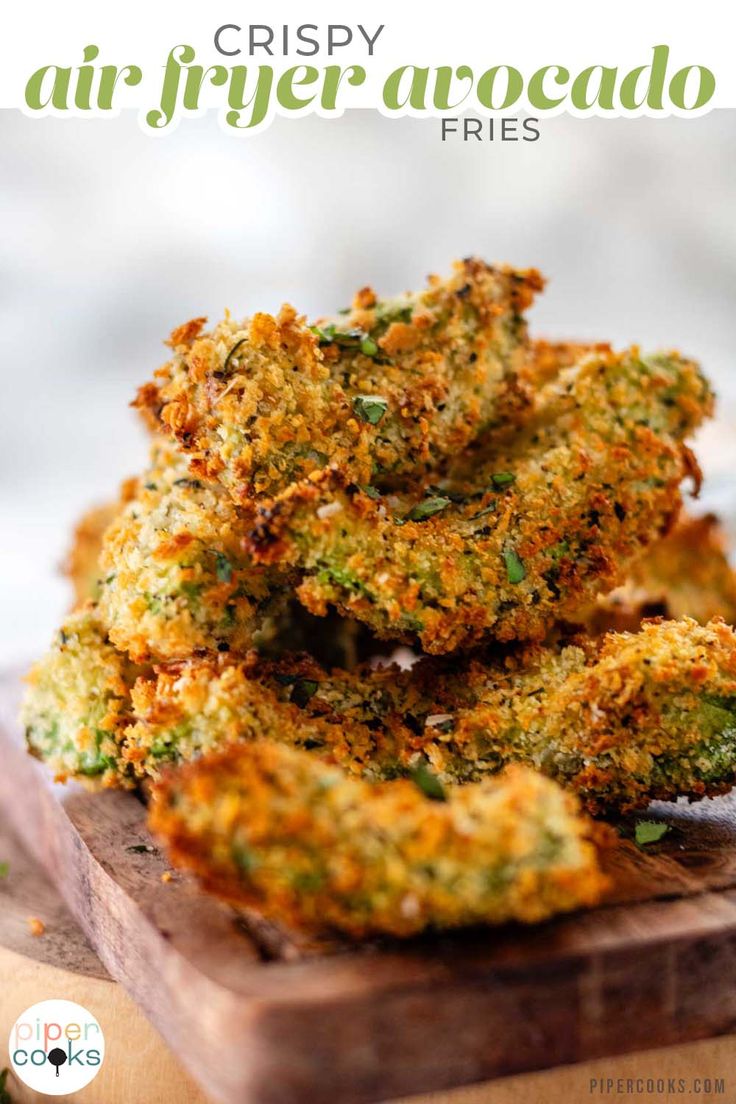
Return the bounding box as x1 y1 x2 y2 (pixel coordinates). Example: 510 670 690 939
1 815 734 1104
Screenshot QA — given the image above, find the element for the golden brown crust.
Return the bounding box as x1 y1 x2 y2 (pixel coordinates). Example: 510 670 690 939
149 744 605 937
21 608 146 788
63 479 138 606
119 617 736 814
521 339 613 386
134 260 544 501
248 347 712 652
96 440 284 662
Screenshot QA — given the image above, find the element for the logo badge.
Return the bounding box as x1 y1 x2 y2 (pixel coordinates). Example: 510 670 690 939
8 999 105 1095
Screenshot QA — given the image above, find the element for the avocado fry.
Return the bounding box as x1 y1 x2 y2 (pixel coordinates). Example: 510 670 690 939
148 742 605 937
96 439 285 662
249 347 713 652
134 260 543 501
126 618 736 813
21 608 145 787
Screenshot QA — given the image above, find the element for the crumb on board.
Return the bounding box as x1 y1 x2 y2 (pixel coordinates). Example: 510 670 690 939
161 871 173 884
27 917 46 937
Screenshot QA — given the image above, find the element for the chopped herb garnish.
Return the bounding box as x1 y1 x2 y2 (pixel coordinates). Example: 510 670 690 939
312 323 374 349
410 761 447 802
470 503 496 521
144 481 158 490
361 485 381 500
222 336 247 373
0 861 9 878
375 302 413 325
406 496 451 522
549 540 570 562
425 485 467 504
635 821 670 847
275 675 319 708
490 471 516 488
291 679 318 708
332 327 364 346
310 323 336 344
173 477 203 489
214 552 233 584
503 547 526 584
353 395 388 425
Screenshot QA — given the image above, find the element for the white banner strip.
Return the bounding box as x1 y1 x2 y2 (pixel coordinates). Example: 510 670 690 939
2 0 733 131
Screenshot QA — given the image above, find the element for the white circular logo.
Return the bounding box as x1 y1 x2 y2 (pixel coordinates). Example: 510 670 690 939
8 999 105 1095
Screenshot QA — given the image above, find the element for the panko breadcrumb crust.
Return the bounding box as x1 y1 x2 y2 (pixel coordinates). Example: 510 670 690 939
22 607 147 787
135 260 543 501
65 335 716 665
22 609 736 815
249 347 712 652
149 743 606 937
97 439 284 661
126 617 736 813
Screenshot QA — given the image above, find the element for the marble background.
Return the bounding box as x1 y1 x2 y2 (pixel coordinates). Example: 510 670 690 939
1 109 734 665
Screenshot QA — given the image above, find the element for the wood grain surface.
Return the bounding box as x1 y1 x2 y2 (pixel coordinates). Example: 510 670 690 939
1 815 734 1104
3 667 736 1104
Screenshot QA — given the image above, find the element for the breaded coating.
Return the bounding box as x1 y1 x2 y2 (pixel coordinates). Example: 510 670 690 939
149 743 604 937
520 339 613 387
250 347 713 653
93 438 378 664
21 609 143 787
582 514 736 633
414 617 736 813
134 260 543 501
68 339 597 659
64 481 137 606
98 339 591 662
124 652 332 778
96 439 285 662
19 601 374 789
123 618 736 813
22 609 736 814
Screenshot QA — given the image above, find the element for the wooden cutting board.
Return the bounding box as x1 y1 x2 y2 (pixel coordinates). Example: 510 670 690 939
0 809 209 1104
3 667 736 1104
1 803 735 1104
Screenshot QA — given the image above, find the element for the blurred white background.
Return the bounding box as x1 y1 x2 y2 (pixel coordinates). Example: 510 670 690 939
1 109 734 665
